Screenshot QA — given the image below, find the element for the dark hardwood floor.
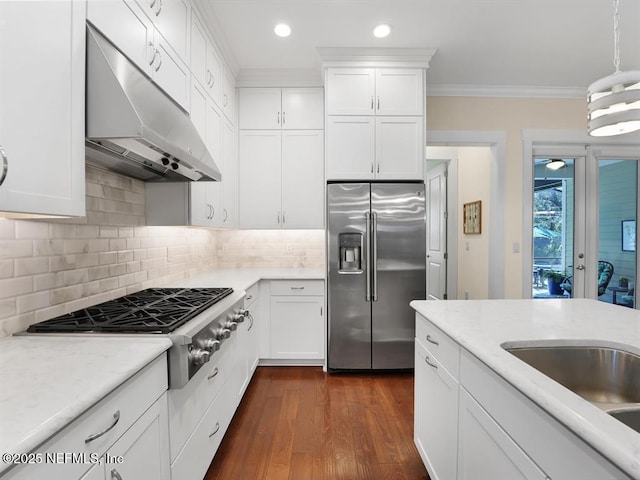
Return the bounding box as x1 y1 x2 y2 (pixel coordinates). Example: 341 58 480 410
205 366 429 480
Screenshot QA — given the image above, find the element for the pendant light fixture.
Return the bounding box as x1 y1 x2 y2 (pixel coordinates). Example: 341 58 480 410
545 159 566 171
587 0 640 137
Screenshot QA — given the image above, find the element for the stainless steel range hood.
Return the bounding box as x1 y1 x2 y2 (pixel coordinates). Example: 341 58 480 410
85 25 221 182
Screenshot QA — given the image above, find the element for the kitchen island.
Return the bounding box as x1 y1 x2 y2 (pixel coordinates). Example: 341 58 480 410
411 298 640 480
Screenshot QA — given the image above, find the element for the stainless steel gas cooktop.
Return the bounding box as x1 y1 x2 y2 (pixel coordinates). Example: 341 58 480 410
26 287 234 334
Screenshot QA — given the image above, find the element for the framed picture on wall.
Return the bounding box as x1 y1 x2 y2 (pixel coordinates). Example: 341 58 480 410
622 220 636 252
463 200 482 234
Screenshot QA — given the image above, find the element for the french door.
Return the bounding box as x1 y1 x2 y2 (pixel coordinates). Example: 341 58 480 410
531 145 639 307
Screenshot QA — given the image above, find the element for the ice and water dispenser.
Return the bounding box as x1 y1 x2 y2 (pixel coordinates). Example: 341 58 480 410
338 233 363 273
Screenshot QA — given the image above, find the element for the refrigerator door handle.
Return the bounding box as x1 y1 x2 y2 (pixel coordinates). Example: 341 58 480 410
372 212 378 301
365 212 372 302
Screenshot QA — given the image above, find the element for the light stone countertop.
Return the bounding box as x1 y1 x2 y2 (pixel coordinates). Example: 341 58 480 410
0 336 171 475
410 298 640 480
0 268 323 476
169 267 325 292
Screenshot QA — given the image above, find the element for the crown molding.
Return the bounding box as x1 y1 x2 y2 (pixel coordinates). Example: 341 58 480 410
237 69 324 88
317 47 436 69
427 84 587 99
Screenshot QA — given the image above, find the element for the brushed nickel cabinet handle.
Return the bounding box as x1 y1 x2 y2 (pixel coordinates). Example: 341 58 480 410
426 334 439 346
85 411 120 443
370 96 374 110
282 111 286 124
148 42 157 65
0 145 8 186
207 367 219 380
247 313 254 331
377 96 380 110
290 286 305 291
155 0 162 16
425 356 438 369
111 469 123 480
209 421 220 438
154 50 162 71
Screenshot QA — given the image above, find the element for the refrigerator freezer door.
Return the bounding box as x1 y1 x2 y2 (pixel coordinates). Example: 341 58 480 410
327 183 372 369
371 183 426 369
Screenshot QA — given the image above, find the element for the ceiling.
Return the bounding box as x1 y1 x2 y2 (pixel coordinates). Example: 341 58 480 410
200 0 640 97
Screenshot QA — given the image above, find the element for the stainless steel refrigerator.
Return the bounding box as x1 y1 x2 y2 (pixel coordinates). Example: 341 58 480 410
327 182 426 370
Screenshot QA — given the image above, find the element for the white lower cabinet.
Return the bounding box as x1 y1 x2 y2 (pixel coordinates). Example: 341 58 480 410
414 338 458 480
236 282 260 399
414 313 630 480
266 280 324 361
457 388 546 480
3 355 168 480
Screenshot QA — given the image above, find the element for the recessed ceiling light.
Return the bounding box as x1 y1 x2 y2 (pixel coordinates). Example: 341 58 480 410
373 24 391 38
274 23 291 38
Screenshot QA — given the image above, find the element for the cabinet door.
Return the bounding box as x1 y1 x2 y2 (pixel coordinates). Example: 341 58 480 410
239 88 281 129
152 29 190 110
190 13 208 89
79 464 104 480
326 116 375 180
270 296 324 359
222 65 236 123
375 69 424 116
238 131 282 228
151 0 190 63
326 68 375 115
375 117 424 180
414 340 459 480
87 0 153 77
458 388 547 480
207 46 223 107
282 88 324 129
281 131 324 228
0 0 85 217
106 394 170 480
222 121 238 228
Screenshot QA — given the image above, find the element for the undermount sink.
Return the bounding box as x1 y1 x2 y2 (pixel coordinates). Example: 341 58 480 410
503 343 640 433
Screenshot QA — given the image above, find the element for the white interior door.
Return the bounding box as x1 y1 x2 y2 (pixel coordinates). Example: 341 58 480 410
426 163 448 300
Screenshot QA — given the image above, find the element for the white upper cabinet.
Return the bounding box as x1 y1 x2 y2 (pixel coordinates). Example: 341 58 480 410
221 120 238 228
326 68 424 116
375 117 424 179
325 67 425 180
222 65 236 123
326 116 375 180
375 69 424 115
239 88 324 130
238 131 282 229
135 0 190 63
190 12 223 106
0 0 85 217
87 0 189 109
238 130 323 229
326 69 376 115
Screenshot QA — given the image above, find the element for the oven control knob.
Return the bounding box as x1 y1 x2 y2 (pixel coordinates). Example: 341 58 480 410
231 310 246 323
221 319 238 331
190 347 210 366
212 327 231 340
200 338 221 354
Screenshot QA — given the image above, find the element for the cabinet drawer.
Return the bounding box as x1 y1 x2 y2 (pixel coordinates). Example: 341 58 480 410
270 280 324 296
416 313 459 378
4 354 167 480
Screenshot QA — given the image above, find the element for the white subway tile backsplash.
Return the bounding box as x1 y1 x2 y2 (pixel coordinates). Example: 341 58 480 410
0 164 325 337
15 221 49 239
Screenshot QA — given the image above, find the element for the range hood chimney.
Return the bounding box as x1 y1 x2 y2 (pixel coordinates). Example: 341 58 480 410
85 24 221 182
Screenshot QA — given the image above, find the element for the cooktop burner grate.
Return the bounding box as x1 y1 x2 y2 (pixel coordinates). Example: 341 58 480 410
27 287 233 334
